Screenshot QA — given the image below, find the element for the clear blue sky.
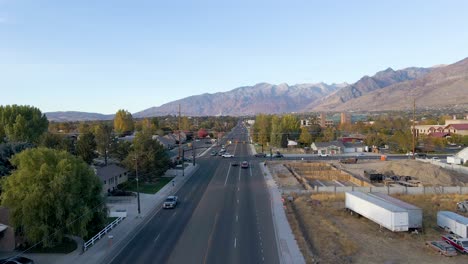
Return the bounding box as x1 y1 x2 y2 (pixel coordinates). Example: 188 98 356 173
1 0 467 114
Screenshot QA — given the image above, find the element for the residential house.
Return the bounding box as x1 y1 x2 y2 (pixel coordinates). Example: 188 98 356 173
414 125 446 137
153 135 176 149
95 164 129 193
445 124 468 136
311 141 345 155
455 147 468 164
343 142 366 153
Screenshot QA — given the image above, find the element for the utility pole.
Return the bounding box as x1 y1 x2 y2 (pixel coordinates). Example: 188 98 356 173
134 154 141 215
182 149 185 177
412 98 416 159
192 143 195 166
178 104 181 160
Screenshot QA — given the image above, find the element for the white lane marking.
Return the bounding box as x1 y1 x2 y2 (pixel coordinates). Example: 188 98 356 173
236 215 238 222
237 199 239 204
172 211 178 217
224 164 232 186
154 234 160 243
234 238 237 248
238 168 241 182
237 187 240 192
249 166 253 177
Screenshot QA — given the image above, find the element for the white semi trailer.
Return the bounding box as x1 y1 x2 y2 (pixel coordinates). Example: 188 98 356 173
368 192 423 230
437 211 468 238
345 191 409 232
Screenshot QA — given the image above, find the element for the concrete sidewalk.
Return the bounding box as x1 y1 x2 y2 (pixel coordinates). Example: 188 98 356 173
20 163 199 264
261 163 305 264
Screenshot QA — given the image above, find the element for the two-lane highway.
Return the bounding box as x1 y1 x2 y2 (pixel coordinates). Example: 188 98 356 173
109 123 279 264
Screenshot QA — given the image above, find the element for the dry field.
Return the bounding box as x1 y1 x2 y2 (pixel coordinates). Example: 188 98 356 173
268 159 468 263
340 159 468 186
285 193 468 264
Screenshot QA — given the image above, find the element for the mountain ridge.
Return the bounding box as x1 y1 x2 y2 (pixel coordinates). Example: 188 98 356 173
44 57 468 121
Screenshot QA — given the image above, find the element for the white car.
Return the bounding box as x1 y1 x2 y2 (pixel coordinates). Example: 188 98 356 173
163 196 178 209
222 153 234 158
318 153 329 157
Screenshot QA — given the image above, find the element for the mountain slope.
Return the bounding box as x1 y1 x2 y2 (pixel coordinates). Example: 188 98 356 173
133 82 346 117
320 57 468 111
310 67 432 111
45 111 114 122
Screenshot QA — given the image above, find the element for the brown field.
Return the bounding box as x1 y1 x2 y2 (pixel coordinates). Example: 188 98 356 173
269 159 468 263
286 193 468 264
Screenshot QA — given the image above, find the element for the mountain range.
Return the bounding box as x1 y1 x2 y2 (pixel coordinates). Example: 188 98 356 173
45 57 468 121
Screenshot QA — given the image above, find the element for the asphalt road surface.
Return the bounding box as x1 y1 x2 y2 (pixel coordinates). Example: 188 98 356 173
109 123 280 264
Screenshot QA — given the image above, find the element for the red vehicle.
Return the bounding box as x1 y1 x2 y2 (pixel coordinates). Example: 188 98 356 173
441 235 468 253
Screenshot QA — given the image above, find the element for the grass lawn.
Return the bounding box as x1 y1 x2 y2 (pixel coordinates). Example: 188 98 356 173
106 217 118 225
20 237 77 254
125 177 173 194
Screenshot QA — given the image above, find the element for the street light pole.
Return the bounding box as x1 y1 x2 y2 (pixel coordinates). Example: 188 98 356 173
134 154 141 215
192 143 195 166
182 149 185 177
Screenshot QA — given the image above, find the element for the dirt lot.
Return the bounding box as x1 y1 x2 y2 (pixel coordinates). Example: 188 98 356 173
285 193 468 264
267 160 468 263
340 159 468 186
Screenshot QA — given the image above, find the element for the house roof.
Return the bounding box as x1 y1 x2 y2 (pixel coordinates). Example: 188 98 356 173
428 132 451 138
95 164 128 181
153 135 175 146
445 124 468 130
313 141 345 149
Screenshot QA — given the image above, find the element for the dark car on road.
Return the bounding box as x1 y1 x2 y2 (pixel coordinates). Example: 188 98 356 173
254 153 267 158
273 152 284 158
241 161 249 168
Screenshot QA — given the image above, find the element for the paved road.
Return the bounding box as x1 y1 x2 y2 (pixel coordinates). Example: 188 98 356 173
109 124 279 264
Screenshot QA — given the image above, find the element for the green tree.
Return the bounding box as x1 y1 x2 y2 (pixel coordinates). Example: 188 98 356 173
94 124 113 165
110 140 132 161
280 114 300 140
321 127 336 142
180 117 191 131
270 115 282 147
253 114 271 148
0 142 34 177
298 127 312 146
76 132 97 164
114 109 134 136
0 105 48 143
1 148 106 247
39 133 64 150
123 130 170 182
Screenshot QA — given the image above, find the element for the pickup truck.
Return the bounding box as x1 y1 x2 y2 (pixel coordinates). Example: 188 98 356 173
163 196 178 209
425 240 457 256
441 235 468 253
222 153 234 158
